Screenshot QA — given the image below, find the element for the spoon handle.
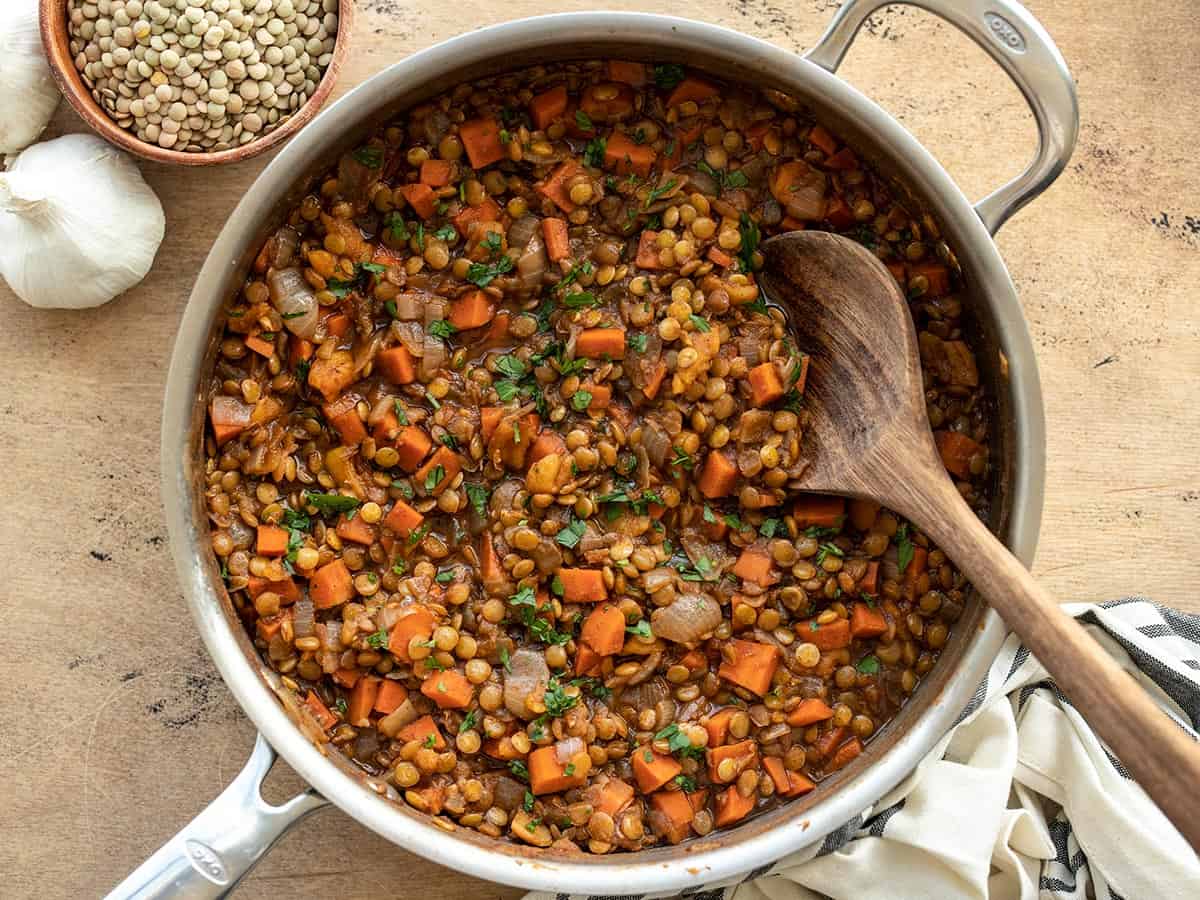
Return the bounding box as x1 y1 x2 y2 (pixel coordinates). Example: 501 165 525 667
905 479 1200 851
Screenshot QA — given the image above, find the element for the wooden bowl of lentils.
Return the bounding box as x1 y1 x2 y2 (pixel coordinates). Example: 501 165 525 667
38 0 352 166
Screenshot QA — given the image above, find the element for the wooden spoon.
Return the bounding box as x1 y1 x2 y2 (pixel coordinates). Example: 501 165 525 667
759 230 1200 851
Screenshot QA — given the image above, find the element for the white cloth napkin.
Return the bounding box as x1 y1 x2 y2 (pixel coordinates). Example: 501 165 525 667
525 599 1200 900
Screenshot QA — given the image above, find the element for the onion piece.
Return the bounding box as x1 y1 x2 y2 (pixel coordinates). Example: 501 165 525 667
516 229 548 290
390 291 425 321
504 649 550 719
651 592 723 643
266 267 317 339
640 419 672 470
554 736 585 764
391 319 426 357
293 597 315 638
269 226 300 269
420 296 448 380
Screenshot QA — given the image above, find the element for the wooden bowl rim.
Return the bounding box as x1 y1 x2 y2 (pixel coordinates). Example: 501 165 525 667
37 0 353 167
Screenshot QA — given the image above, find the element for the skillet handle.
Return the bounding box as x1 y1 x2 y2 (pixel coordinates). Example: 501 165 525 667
804 0 1079 235
104 734 329 900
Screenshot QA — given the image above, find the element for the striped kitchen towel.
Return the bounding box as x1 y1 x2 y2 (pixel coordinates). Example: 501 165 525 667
524 599 1200 900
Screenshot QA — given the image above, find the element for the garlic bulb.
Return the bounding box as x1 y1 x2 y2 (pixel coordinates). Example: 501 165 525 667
0 0 60 155
0 134 165 309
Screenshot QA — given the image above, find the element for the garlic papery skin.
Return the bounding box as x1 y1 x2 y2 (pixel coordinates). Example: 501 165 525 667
0 134 165 309
0 0 61 155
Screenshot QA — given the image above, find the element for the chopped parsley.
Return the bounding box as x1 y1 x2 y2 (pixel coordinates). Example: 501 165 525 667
543 678 577 717
523 790 535 813
508 760 530 782
737 212 761 273
495 355 528 379
697 160 749 192
896 523 915 574
669 446 694 470
814 542 845 566
509 586 570 646
574 109 594 132
423 465 445 491
439 433 458 451
570 390 593 412
654 723 705 759
303 492 361 516
428 319 456 340
673 774 698 792
759 517 782 538
652 63 686 90
627 332 648 353
466 255 514 287
556 518 587 548
384 212 410 241
626 619 652 640
406 521 432 546
499 646 512 672
562 291 598 309
465 482 489 517
857 655 881 675
392 399 409 425
643 178 678 209
433 224 456 242
365 627 388 649
583 136 607 168
676 556 717 582
352 145 383 168
435 569 454 585
333 697 348 715
689 314 711 333
481 231 503 257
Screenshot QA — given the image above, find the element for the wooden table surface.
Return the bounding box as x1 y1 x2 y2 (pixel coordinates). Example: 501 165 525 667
2 2 1197 897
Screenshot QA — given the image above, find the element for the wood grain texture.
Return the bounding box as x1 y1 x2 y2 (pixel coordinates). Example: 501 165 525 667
0 2 1197 897
761 229 1200 851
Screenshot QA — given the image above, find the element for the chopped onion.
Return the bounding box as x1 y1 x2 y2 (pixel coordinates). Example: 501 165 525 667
391 291 425 321
516 229 548 290
554 736 584 764
267 267 317 339
269 226 300 269
377 697 419 737
640 419 672 469
504 648 549 719
507 214 539 250
421 296 448 380
651 592 723 643
293 597 315 638
391 320 426 356
316 622 342 652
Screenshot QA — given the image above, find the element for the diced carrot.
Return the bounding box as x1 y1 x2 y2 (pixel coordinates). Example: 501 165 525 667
763 757 817 798
702 516 729 542
698 450 738 499
245 334 275 358
256 613 287 642
848 498 881 531
324 313 352 339
387 606 436 662
860 560 880 595
576 328 626 359
707 246 734 268
246 575 301 605
335 513 376 546
307 349 355 402
482 311 511 345
824 147 859 170
604 131 656 178
580 82 636 122
347 675 380 726
800 617 852 651
632 746 681 794
732 545 775 587
322 393 367 445
304 691 338 733
643 360 668 400
680 649 707 670
666 76 718 108
808 124 837 156
704 708 736 747
635 230 661 269
334 668 360 690
825 194 855 228
415 445 461 496
373 679 408 715
452 197 501 233
942 340 980 387
605 60 646 86
412 783 447 814
310 559 354 609
530 85 568 131
393 426 433 472
850 603 888 639
541 217 570 262
449 289 496 330
827 737 864 772
717 640 779 696
747 362 785 407
459 116 506 169
903 545 929 601
595 778 636 816
419 158 453 187
780 216 808 232
382 499 423 537
935 430 983 479
581 604 626 656
287 336 315 368
400 183 437 220
536 160 584 213
575 644 603 676
398 714 445 750
713 785 756 827
557 568 607 603
421 669 474 709
816 724 844 763
581 382 612 411
786 698 835 727
256 525 288 557
791 353 810 395
375 345 416 385
479 532 501 584
481 735 524 760
650 790 698 844
707 740 758 784
745 121 772 151
910 261 951 297
529 744 591 795
528 429 567 464
769 161 827 219
792 494 845 528
886 260 907 283
480 407 504 444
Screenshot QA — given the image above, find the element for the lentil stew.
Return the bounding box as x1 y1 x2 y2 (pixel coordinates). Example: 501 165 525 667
202 59 991 853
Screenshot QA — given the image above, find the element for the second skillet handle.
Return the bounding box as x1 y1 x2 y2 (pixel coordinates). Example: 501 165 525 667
104 734 329 900
804 0 1079 235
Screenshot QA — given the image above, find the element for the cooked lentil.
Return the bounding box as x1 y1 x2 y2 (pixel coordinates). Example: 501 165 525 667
203 59 990 853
